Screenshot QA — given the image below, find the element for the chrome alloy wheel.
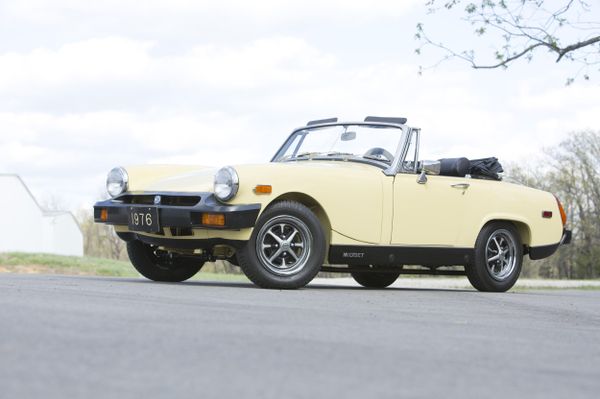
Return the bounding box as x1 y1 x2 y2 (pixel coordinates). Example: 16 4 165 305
255 215 312 276
485 229 518 281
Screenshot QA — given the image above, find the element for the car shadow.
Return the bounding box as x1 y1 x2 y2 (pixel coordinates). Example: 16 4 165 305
89 275 476 293
306 284 475 293
93 276 257 289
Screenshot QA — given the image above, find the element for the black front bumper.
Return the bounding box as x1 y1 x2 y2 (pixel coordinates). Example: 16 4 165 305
560 229 572 245
94 192 261 231
529 229 572 260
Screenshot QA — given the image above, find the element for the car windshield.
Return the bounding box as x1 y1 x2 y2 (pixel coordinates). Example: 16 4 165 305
273 124 403 166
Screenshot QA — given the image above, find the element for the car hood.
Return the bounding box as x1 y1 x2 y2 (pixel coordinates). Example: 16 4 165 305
125 161 383 193
125 165 217 193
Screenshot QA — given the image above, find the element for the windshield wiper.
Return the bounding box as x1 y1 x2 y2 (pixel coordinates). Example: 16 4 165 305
322 151 354 157
281 152 319 161
362 154 392 164
282 151 354 161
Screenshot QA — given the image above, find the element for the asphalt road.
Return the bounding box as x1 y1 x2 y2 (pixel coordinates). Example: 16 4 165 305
1 274 599 399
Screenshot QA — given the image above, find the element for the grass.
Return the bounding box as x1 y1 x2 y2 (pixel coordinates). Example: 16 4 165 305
0 252 248 282
1 252 599 289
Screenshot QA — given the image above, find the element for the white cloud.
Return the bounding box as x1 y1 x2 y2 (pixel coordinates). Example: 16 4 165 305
0 37 153 89
0 36 338 112
177 37 336 89
517 84 600 133
3 0 420 22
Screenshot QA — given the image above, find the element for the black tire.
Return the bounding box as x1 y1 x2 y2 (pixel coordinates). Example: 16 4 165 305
227 254 239 267
466 222 523 292
237 201 326 289
127 240 204 282
351 267 401 288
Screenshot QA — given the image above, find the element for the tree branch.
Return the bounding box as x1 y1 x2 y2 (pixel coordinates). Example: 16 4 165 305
471 42 547 69
416 0 600 82
556 35 600 62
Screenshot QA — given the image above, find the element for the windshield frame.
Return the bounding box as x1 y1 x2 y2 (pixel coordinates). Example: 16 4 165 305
271 121 412 176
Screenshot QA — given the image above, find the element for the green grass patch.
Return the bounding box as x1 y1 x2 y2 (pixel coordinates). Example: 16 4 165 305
2 252 598 288
0 252 248 282
0 252 137 277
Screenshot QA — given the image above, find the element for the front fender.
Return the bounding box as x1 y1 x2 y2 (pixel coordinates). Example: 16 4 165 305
229 162 388 244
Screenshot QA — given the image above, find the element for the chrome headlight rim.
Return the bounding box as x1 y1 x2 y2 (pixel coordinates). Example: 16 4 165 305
106 166 129 198
214 166 239 202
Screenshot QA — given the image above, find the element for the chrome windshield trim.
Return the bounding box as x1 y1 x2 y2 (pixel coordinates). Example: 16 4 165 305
413 129 421 174
271 121 408 164
383 125 411 176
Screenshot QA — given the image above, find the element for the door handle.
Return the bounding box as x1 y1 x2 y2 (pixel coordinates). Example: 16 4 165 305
451 183 470 189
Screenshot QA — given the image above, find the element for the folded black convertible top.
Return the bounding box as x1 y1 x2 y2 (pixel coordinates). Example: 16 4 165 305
437 157 503 180
469 157 503 180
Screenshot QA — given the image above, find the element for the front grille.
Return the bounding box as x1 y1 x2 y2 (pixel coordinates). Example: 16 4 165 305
170 227 194 237
119 194 201 207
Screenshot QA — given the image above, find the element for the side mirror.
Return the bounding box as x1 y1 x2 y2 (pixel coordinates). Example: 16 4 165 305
416 160 441 184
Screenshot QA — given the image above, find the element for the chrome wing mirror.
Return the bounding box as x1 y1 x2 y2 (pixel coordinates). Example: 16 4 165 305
416 160 441 184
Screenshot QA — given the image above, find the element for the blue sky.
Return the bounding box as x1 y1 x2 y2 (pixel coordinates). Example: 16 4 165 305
0 0 598 210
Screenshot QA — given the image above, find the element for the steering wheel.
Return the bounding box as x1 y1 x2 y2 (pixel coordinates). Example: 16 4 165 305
364 147 394 163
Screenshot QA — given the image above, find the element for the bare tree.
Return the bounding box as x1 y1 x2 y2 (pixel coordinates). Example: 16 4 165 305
416 1 600 83
506 130 600 279
76 209 126 261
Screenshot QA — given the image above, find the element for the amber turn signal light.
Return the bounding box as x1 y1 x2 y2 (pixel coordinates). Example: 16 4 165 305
554 195 567 226
202 213 225 226
254 185 272 194
100 208 108 222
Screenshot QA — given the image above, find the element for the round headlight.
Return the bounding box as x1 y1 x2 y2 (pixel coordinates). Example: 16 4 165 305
214 166 239 201
106 167 129 198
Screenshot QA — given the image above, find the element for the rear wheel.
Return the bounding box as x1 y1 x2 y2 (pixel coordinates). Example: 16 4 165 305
127 240 204 282
238 201 326 289
351 266 401 288
467 222 523 292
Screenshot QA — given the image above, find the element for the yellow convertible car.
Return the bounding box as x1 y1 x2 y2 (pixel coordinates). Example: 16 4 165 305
94 117 571 292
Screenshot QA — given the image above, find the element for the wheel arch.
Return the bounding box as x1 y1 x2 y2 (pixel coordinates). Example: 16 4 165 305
267 192 332 245
479 218 532 250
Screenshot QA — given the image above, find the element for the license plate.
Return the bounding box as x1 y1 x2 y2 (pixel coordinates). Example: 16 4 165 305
128 207 161 233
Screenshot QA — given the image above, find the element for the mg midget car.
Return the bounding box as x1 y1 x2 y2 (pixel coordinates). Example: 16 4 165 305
94 116 571 292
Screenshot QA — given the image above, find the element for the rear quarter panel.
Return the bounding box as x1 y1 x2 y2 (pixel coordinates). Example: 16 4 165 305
456 179 563 248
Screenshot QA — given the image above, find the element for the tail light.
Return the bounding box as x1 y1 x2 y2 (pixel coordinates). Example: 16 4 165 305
554 196 567 226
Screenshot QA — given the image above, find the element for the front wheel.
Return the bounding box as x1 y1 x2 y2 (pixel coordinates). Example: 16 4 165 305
127 240 204 282
238 201 326 289
466 222 523 292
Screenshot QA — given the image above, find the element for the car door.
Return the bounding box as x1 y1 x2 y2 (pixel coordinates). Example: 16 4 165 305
391 173 471 246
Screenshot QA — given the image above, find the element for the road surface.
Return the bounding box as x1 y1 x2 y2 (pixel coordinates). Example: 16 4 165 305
1 273 599 399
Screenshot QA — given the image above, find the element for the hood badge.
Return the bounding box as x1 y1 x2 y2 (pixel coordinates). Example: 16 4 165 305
154 195 162 205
